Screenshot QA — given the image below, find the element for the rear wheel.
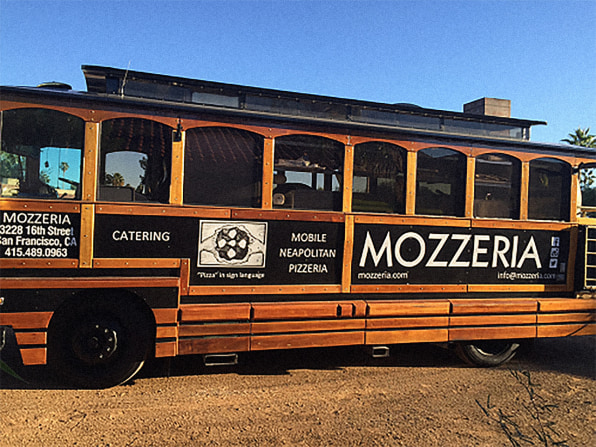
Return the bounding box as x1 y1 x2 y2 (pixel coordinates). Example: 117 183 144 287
455 340 520 367
48 295 153 388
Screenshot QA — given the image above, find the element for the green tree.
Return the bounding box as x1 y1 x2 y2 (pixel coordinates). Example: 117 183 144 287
562 127 596 148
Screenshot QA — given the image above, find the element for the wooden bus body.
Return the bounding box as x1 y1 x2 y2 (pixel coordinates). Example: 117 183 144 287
1 65 595 387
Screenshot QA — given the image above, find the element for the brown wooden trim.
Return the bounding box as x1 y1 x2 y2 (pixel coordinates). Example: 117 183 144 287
0 312 53 329
79 204 95 268
405 151 417 215
351 284 466 294
449 326 536 341
180 259 190 295
0 259 78 269
465 156 475 218
14 331 47 345
450 299 538 314
82 122 100 202
95 204 230 218
0 200 80 212
537 324 595 338
152 308 178 325
156 326 179 339
178 336 249 355
367 300 451 317
343 144 354 212
179 323 250 337
170 131 185 206
366 328 448 345
262 138 274 210
188 284 342 296
252 301 358 321
470 220 574 231
231 209 345 223
537 312 595 324
467 284 570 293
520 161 530 220
93 258 181 268
366 316 448 330
538 298 596 312
180 303 251 322
20 347 47 365
450 314 536 326
353 215 471 227
1 277 179 289
252 319 365 334
342 215 354 293
566 227 579 290
155 341 177 358
251 331 364 351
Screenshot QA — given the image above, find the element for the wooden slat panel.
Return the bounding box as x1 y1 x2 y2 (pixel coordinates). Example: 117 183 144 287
96 204 230 218
366 328 448 345
352 284 466 294
450 299 538 315
178 336 249 355
367 300 451 317
155 341 177 358
537 324 596 338
449 326 536 341
156 326 178 339
537 312 595 324
471 220 572 231
450 314 537 327
252 301 353 321
538 298 596 312
252 319 365 335
93 258 180 268
15 331 47 345
342 215 354 294
189 285 342 296
0 259 78 269
20 347 46 365
0 312 53 329
353 215 471 227
251 331 364 351
232 209 345 223
180 259 190 295
152 308 178 325
0 276 179 289
0 200 80 213
179 323 250 337
179 303 251 322
366 316 449 330
79 204 95 268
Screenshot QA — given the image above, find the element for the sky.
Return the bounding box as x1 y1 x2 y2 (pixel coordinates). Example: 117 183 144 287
0 0 595 144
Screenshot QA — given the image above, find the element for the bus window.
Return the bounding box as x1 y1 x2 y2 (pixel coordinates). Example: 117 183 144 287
184 127 263 207
273 135 343 211
352 142 406 214
528 157 571 221
579 163 596 216
0 108 84 199
474 153 521 219
415 147 466 216
99 118 172 203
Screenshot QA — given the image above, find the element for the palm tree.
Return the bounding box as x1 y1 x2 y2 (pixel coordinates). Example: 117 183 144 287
562 128 596 148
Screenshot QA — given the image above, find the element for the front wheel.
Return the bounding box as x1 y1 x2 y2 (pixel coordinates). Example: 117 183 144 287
455 340 520 367
48 295 153 388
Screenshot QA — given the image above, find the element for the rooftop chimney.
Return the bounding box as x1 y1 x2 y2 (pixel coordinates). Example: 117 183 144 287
464 97 511 118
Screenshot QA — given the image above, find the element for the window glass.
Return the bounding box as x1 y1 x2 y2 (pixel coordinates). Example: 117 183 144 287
415 147 466 216
528 158 571 221
579 164 596 215
474 153 521 219
352 142 406 213
273 135 344 211
184 127 263 207
0 108 84 199
99 118 172 203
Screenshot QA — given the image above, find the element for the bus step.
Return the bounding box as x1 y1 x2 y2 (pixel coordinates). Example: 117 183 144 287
202 353 239 367
369 346 390 358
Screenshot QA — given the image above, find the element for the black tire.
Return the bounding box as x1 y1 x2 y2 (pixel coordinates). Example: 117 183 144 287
455 340 520 367
48 294 153 388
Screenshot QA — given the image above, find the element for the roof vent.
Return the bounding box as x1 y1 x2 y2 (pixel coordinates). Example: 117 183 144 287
36 81 73 90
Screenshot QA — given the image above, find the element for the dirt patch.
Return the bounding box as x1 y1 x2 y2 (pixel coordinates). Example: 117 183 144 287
1 336 595 446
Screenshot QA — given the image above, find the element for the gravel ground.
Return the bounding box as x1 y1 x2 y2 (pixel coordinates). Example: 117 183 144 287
1 336 595 446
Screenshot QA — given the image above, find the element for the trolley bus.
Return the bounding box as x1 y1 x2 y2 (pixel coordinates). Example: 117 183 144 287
1 65 595 388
